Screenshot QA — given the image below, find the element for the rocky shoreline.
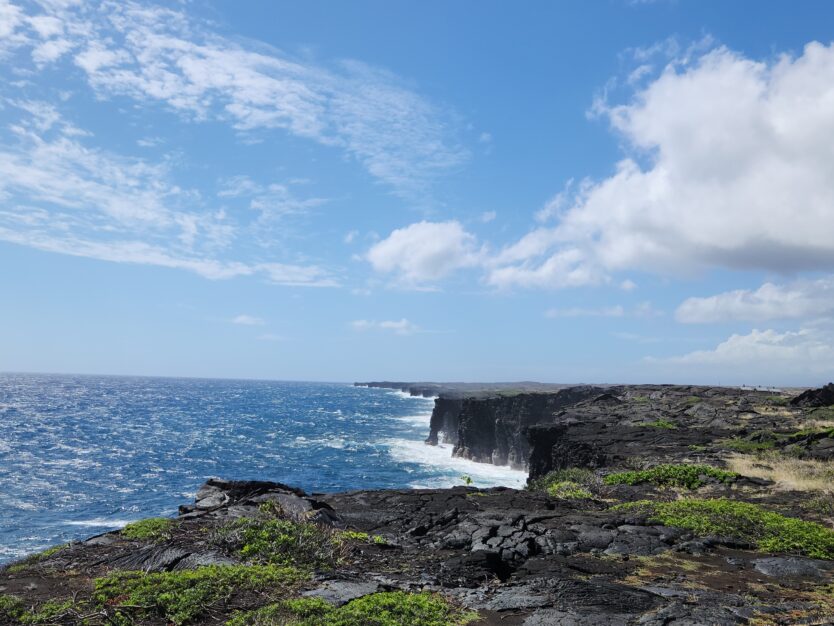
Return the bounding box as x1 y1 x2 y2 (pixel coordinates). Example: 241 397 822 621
2 383 833 624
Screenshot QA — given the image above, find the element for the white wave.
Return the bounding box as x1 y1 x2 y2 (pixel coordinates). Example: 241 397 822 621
394 412 432 427
384 439 528 489
385 389 437 402
64 518 133 528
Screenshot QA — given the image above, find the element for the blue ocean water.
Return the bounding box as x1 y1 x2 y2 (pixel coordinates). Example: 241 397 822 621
0 374 525 563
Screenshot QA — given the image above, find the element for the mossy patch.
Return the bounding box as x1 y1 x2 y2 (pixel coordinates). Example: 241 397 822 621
226 591 478 626
603 464 737 490
94 564 307 625
121 517 175 541
614 498 834 559
640 419 677 429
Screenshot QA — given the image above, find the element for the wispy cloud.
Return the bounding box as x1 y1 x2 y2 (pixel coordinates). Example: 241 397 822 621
351 318 420 335
232 314 265 326
0 100 336 286
5 1 467 197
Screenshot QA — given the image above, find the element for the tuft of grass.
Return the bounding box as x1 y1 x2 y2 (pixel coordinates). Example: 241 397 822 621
603 464 737 490
722 433 777 453
121 517 175 542
613 498 834 559
765 395 790 407
545 481 594 500
683 396 702 406
632 395 650 404
226 591 478 626
688 444 708 452
641 419 677 429
527 467 599 494
94 564 307 625
726 452 834 493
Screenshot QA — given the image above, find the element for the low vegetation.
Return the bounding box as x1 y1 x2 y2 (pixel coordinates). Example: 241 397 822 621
640 419 676 429
0 595 88 625
603 464 737 489
615 498 834 559
226 592 478 626
528 468 597 492
94 564 307 625
121 517 175 541
4 544 67 573
726 452 834 493
722 433 777 453
214 504 384 569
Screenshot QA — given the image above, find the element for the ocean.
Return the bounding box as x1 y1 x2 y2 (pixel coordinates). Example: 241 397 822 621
0 373 525 563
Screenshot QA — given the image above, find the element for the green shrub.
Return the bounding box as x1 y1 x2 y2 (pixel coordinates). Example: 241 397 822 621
227 591 478 626
614 498 834 559
0 595 87 625
94 564 307 625
527 467 598 493
546 481 593 500
121 517 174 541
603 464 737 490
640 419 676 429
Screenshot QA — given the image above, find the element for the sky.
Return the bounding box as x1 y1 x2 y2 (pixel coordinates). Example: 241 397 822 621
2 0 834 386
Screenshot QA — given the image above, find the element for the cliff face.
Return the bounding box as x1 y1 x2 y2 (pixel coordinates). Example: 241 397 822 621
424 383 834 473
424 397 462 445
427 387 606 469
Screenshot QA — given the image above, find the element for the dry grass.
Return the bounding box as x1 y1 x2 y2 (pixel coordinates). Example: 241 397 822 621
727 452 834 493
796 418 834 431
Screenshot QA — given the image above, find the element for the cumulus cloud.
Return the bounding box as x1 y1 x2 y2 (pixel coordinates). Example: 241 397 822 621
351 318 419 335
676 277 834 323
4 1 466 196
652 326 834 381
366 221 481 285
490 41 834 289
232 314 265 326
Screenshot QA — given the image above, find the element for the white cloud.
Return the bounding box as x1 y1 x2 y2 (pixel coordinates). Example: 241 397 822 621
491 41 834 288
343 230 358 244
0 101 336 286
620 279 638 291
653 326 834 380
366 221 481 285
545 301 661 319
677 277 834 323
479 210 496 223
350 318 419 335
232 314 265 326
6 1 466 196
545 305 624 318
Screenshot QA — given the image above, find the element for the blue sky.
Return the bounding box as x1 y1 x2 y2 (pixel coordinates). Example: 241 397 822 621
2 0 834 385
